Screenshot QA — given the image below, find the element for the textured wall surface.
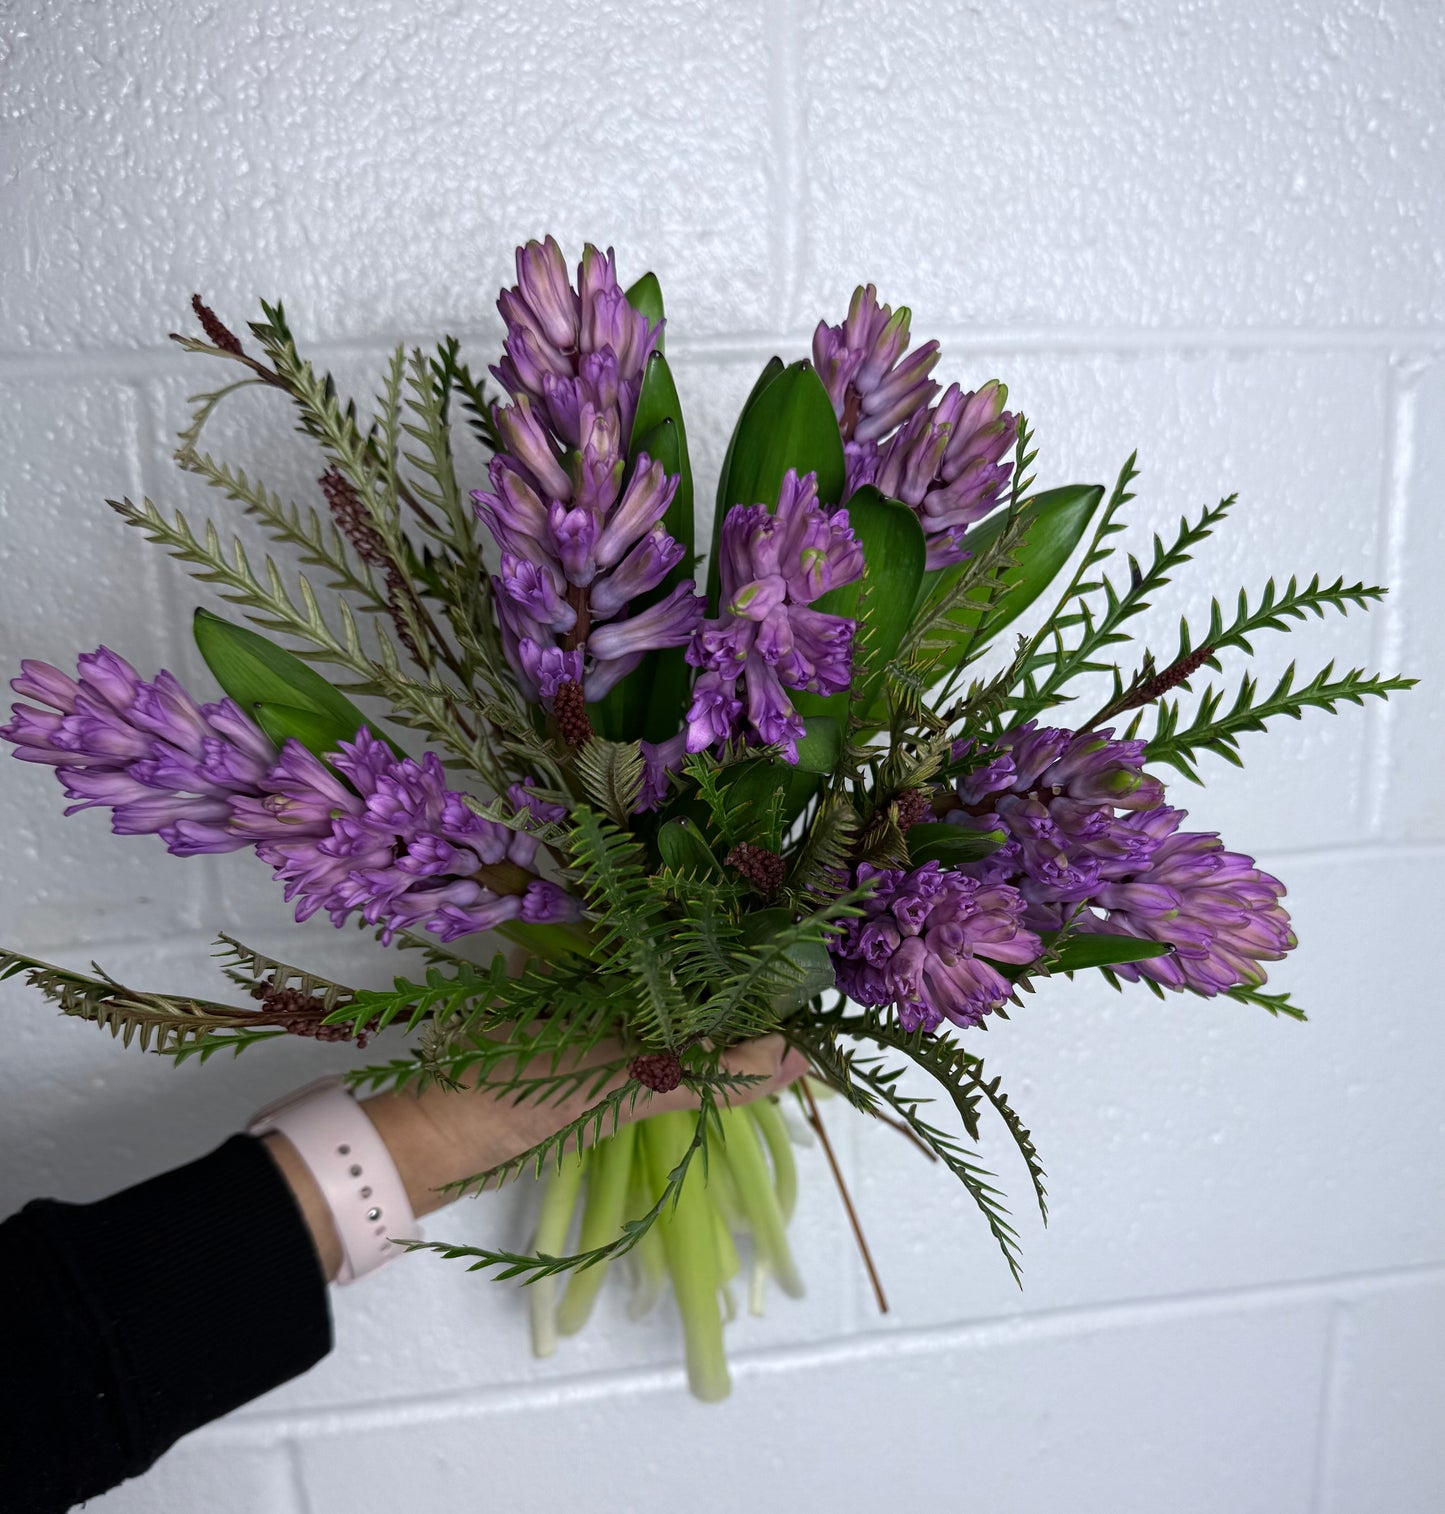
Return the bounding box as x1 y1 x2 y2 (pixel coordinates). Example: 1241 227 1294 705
1 3 1441 1511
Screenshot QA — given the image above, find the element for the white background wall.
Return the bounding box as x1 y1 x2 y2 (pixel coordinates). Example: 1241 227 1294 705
1 3 1441 1511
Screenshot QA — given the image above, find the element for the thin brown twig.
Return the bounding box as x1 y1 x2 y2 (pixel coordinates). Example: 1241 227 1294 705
796 1080 888 1316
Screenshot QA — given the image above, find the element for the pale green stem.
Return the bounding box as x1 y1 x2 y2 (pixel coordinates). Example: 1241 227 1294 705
748 1256 772 1318
747 1097 799 1222
704 1134 750 1233
711 1199 741 1283
624 1162 667 1321
721 1104 805 1299
642 1111 730 1403
557 1122 637 1336
528 1149 586 1360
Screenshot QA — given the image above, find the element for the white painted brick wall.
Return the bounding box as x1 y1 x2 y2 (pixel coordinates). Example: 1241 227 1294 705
0 3 1439 1510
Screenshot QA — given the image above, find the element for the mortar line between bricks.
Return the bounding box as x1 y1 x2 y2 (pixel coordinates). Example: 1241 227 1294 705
1307 1305 1345 1514
284 1437 316 1514
1361 353 1422 838
202 1258 1445 1446
2 326 1445 385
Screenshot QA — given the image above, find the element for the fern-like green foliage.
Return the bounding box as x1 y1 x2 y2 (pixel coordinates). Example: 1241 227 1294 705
214 933 355 1010
1143 661 1415 783
575 738 647 826
0 949 271 1053
789 1023 1027 1283
1006 458 1225 726
1089 574 1391 731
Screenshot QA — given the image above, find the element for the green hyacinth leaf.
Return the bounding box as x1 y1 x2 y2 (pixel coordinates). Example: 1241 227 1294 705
906 822 1009 867
791 715 842 775
716 716 841 847
1041 932 1173 971
624 271 665 349
793 486 927 725
922 482 1104 657
252 702 355 762
629 352 693 568
713 356 785 545
193 609 398 758
707 358 844 611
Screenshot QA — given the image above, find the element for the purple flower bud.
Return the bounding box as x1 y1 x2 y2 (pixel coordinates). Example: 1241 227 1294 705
593 456 677 571
498 554 577 633
684 669 744 753
587 579 704 662
59 766 162 811
854 343 942 444
871 380 1018 564
517 641 586 706
729 574 790 622
521 878 583 925
113 793 235 836
548 502 599 586
568 403 625 514
12 660 80 711
515 235 580 353
74 647 143 712
578 244 659 384
495 396 571 501
813 285 940 443
588 527 684 618
160 818 253 857
791 507 864 602
844 439 880 499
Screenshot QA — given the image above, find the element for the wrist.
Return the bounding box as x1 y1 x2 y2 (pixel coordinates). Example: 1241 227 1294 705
249 1078 419 1284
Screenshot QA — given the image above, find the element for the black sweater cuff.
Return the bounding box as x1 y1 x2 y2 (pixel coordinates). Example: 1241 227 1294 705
1 1133 333 1511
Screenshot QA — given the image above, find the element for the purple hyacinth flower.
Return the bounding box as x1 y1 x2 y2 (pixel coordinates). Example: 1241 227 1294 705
1 649 277 854
491 239 660 451
685 469 861 761
4 650 582 942
1077 807 1295 996
871 380 1019 570
246 730 582 942
588 526 685 618
947 723 1167 931
813 284 940 445
830 861 1042 1032
475 242 700 718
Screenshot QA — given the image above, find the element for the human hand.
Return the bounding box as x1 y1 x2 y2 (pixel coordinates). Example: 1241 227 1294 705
265 1034 808 1281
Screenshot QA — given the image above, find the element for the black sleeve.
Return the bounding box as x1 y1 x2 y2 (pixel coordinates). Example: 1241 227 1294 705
0 1133 334 1514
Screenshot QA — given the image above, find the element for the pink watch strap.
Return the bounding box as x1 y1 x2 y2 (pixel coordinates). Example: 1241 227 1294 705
248 1076 420 1285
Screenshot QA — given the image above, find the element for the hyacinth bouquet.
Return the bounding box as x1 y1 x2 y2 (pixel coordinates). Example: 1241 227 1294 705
0 240 1413 1401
